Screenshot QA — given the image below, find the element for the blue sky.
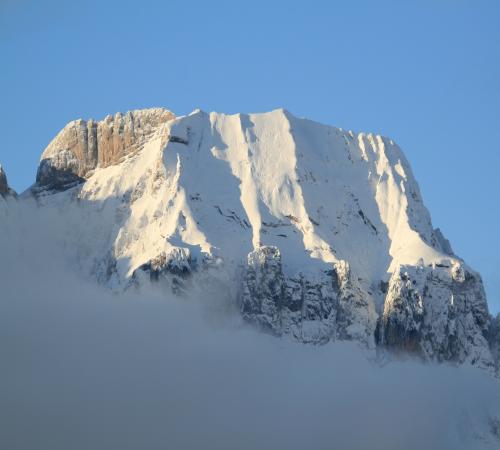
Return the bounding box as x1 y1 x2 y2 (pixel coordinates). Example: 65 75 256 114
1 0 499 313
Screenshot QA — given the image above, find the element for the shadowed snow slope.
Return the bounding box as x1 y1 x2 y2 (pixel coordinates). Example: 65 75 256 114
6 108 496 369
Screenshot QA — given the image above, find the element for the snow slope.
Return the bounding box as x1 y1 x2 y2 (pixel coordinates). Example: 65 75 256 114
31 108 448 282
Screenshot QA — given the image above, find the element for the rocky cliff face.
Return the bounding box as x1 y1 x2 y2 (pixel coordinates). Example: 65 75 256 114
0 165 15 197
241 246 376 345
0 165 9 196
35 108 175 191
378 262 493 370
490 314 500 374
20 107 496 371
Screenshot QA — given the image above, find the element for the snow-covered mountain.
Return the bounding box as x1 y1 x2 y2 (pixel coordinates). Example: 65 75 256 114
3 107 498 373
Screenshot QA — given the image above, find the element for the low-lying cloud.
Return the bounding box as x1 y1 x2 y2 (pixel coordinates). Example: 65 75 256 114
1 201 499 450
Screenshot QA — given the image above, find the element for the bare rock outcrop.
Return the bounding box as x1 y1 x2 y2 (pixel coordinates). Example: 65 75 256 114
0 164 16 197
378 262 494 369
489 314 500 374
35 108 175 191
241 246 377 346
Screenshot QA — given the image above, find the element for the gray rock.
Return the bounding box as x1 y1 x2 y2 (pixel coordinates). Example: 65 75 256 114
241 246 494 364
379 262 494 369
241 246 376 346
132 248 194 295
489 314 500 374
241 246 285 335
132 248 227 298
432 228 454 255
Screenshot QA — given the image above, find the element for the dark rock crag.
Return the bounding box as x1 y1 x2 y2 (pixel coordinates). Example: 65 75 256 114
0 165 16 197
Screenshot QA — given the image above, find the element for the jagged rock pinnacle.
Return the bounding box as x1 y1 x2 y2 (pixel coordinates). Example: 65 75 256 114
0 164 15 197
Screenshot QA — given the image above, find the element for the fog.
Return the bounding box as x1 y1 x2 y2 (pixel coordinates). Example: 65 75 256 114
1 201 499 450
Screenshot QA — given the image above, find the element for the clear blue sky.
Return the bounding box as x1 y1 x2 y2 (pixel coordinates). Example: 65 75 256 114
1 0 499 313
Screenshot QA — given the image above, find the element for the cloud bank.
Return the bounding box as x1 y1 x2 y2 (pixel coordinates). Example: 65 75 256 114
0 201 499 450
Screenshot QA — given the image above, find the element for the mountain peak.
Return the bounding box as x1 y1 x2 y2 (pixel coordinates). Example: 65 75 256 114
0 164 15 197
20 107 498 372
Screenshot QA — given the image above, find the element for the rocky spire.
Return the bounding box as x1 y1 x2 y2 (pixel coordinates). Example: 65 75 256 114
0 164 15 197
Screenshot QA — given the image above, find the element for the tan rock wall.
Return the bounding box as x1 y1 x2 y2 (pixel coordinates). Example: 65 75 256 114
37 108 175 188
